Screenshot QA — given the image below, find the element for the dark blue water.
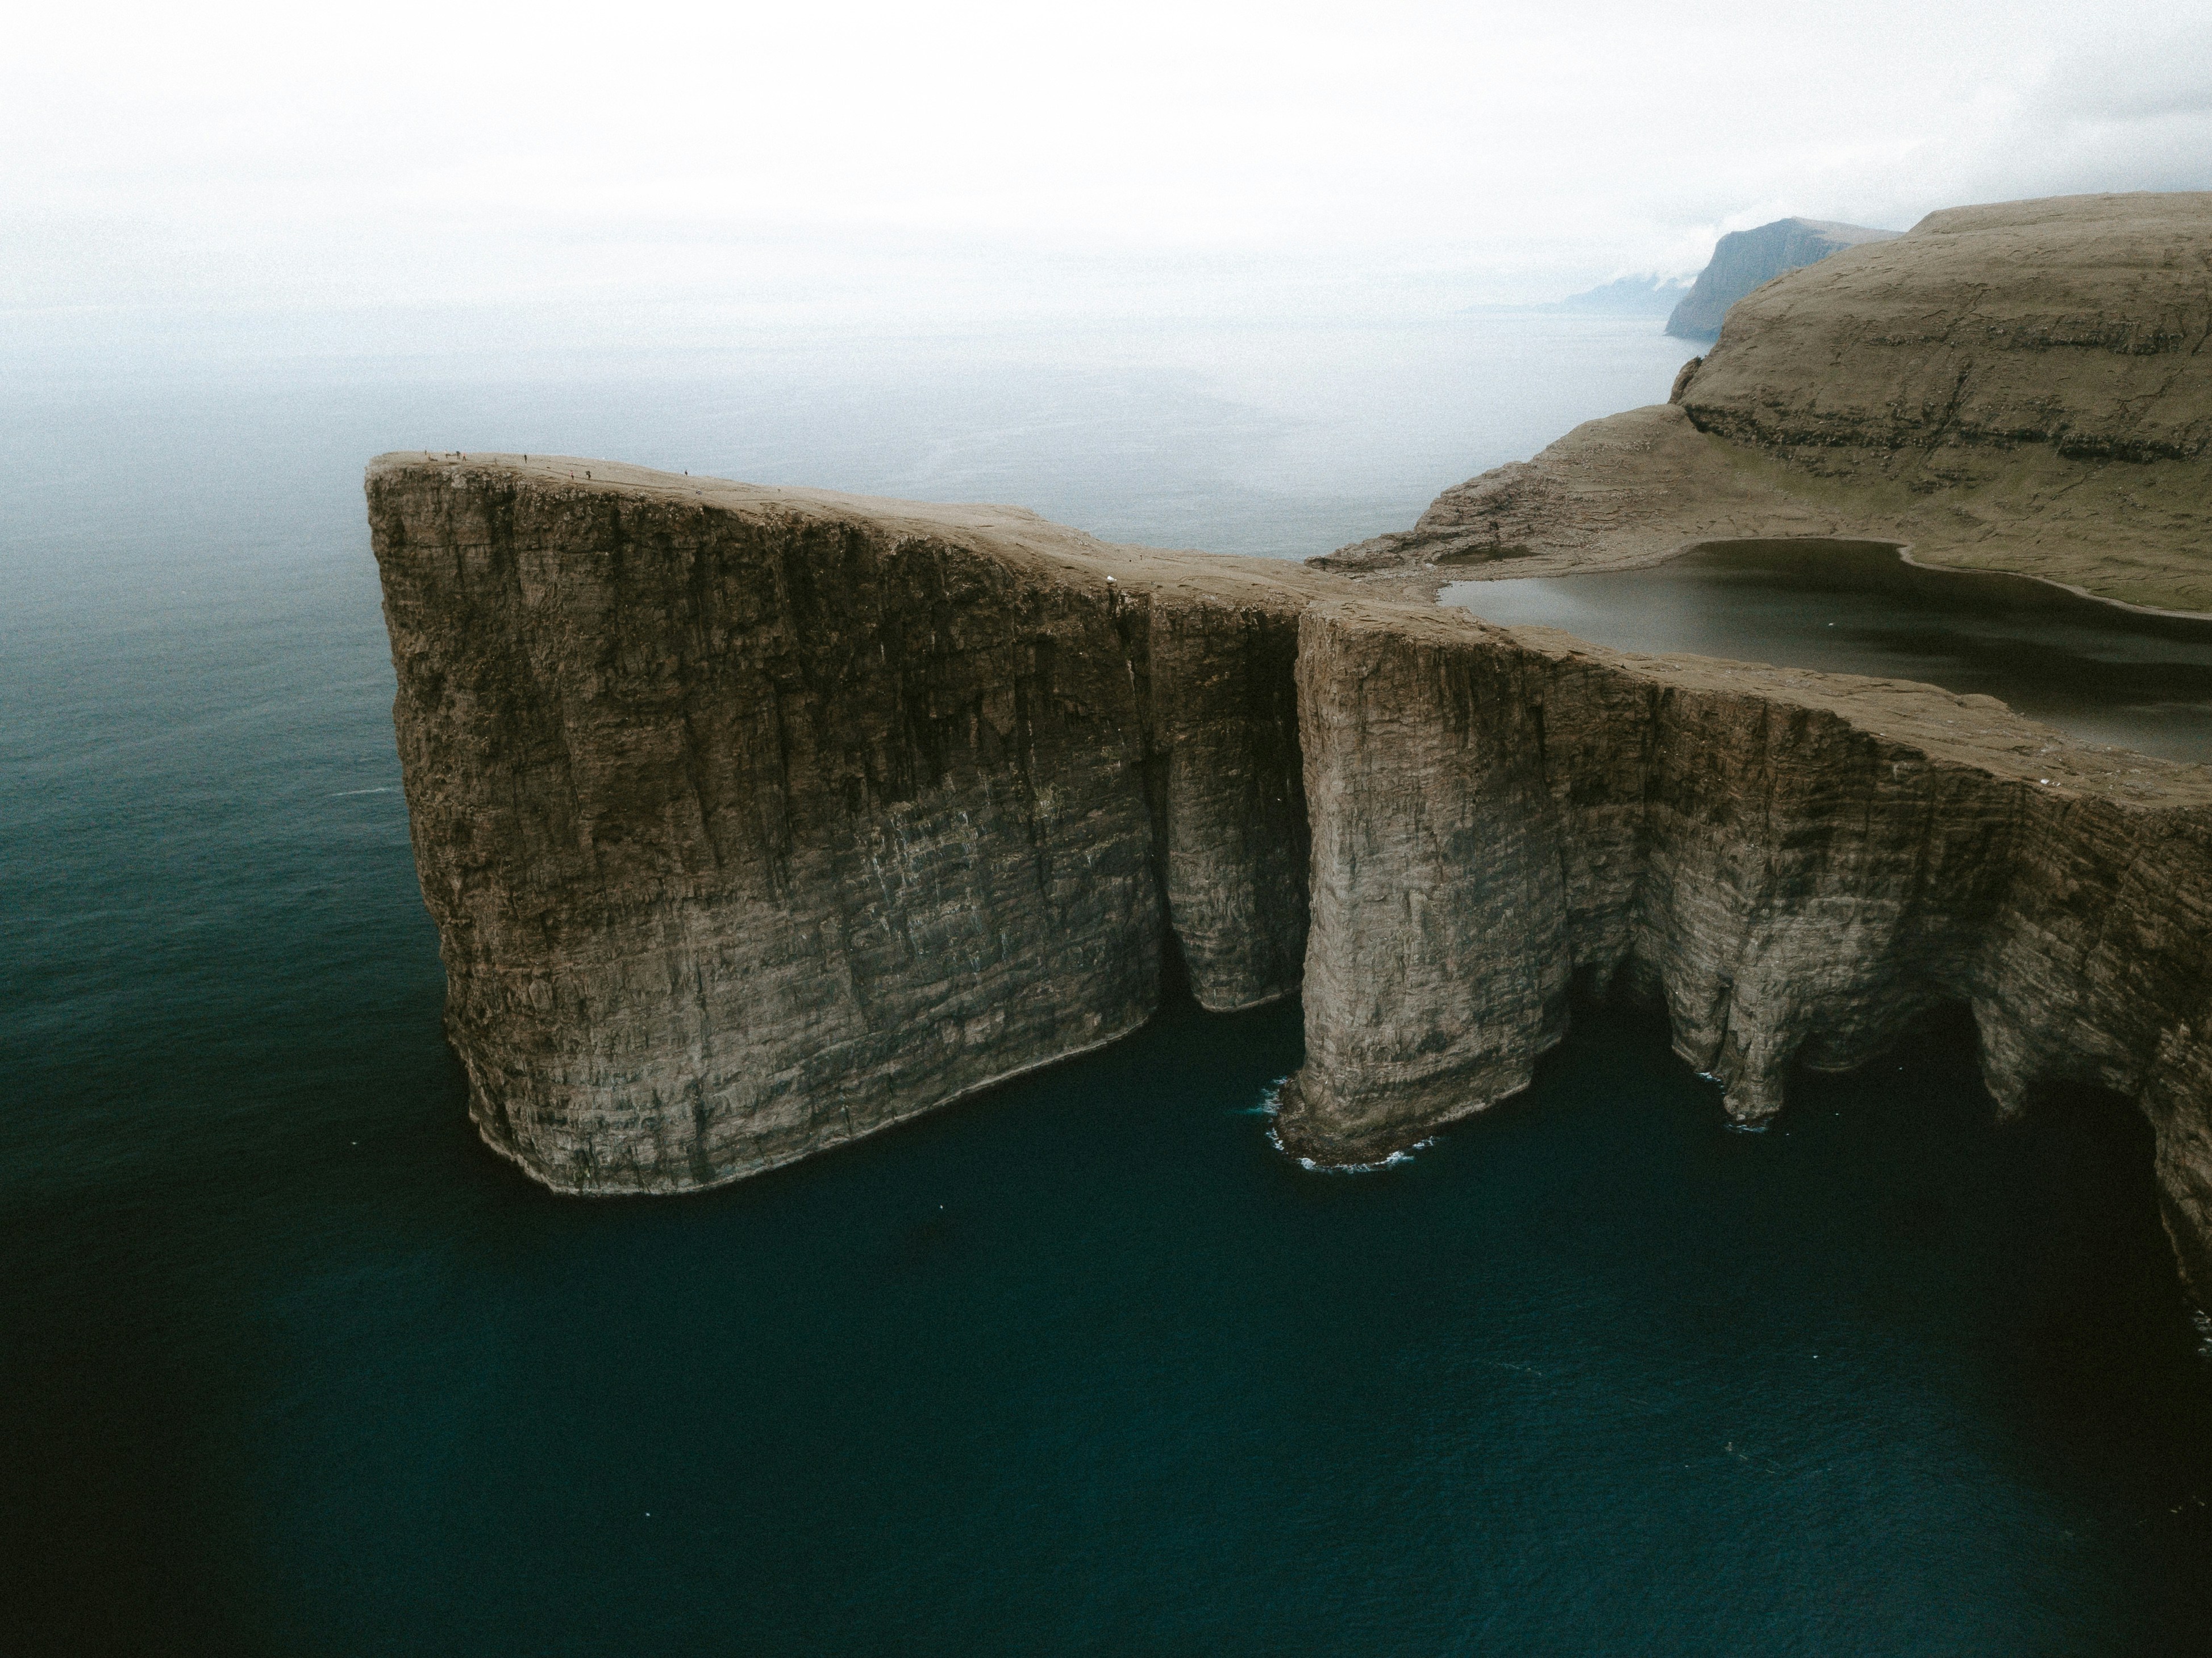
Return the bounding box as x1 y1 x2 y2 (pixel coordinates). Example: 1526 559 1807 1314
9 335 2212 1654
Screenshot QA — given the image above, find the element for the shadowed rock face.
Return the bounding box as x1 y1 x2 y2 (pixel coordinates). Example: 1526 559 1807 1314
368 455 1332 1192
1277 602 2212 1296
1665 216 1899 341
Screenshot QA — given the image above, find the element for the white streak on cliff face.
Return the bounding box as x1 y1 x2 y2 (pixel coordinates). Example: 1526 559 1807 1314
1279 599 2212 1295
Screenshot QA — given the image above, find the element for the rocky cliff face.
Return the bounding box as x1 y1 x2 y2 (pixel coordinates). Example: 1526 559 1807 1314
368 455 1334 1192
1278 601 2212 1295
367 185 2212 1303
1665 216 1899 341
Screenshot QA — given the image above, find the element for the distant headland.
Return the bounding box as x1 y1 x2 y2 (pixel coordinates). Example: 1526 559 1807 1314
1664 216 1901 340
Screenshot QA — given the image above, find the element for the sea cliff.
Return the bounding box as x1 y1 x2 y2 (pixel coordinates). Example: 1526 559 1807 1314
368 459 1330 1191
369 453 2212 1297
1664 215 1898 341
368 190 2212 1299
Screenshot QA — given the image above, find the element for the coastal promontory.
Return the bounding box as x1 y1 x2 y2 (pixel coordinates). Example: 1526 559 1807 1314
368 463 1334 1191
368 190 2212 1300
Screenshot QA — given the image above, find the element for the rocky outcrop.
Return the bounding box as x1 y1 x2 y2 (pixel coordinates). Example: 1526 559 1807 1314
1277 601 2212 1295
368 455 1337 1193
1331 193 2212 614
1665 216 1899 341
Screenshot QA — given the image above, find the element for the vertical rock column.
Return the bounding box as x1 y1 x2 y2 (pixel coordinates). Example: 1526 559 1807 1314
1277 602 1575 1161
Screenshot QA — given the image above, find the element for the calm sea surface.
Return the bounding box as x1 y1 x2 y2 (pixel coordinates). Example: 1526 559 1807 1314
7 321 2211 1654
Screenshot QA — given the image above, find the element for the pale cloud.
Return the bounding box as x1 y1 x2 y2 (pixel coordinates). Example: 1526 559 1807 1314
5 0 2208 359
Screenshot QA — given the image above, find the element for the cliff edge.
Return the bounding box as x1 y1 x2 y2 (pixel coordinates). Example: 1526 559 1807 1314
366 195 2212 1299
370 449 2212 1301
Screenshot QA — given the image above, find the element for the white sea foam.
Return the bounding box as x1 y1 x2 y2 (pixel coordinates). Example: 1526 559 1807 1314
1235 1078 1288 1118
1254 1080 1436 1172
1285 1138 1438 1175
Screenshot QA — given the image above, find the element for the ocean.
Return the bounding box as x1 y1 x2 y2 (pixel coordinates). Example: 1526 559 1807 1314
7 316 2210 1654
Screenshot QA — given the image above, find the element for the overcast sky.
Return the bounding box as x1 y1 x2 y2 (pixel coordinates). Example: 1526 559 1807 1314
7 0 2211 360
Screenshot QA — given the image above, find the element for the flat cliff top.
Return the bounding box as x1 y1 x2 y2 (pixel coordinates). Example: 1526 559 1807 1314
368 451 1352 609
1322 597 2212 807
1771 218 1901 243
1332 192 2212 614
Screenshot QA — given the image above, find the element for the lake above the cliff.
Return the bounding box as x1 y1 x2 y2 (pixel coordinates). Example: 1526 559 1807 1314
1443 539 2212 764
9 326 2212 1653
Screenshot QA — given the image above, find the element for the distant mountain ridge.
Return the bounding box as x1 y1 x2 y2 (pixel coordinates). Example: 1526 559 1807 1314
1464 273 1691 316
1665 216 1899 339
1553 274 1693 315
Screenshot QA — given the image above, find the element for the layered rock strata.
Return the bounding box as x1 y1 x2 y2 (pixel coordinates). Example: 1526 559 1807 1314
1332 193 2212 613
1276 601 2212 1294
368 455 1334 1193
1682 195 2211 464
